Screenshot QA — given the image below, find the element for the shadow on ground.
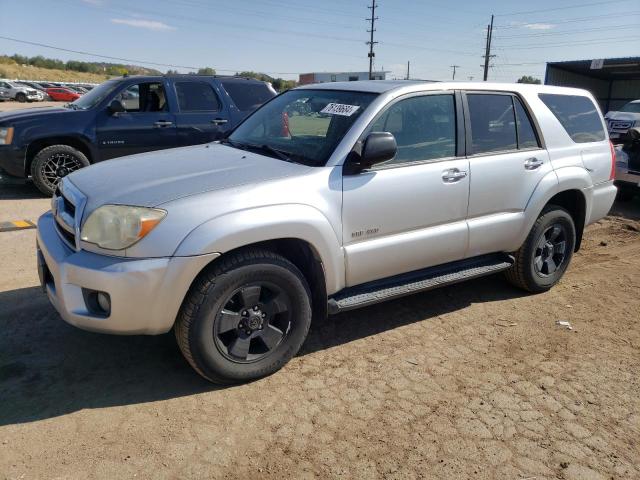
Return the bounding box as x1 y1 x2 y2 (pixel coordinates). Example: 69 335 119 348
0 178 46 200
0 275 527 426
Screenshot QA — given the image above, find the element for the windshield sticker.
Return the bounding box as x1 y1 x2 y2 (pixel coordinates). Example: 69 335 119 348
320 103 360 116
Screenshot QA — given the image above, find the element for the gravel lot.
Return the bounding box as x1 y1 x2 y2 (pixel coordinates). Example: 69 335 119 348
0 101 639 479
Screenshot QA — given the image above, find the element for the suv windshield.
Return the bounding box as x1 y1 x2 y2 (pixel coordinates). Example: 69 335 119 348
228 89 377 166
70 79 119 110
620 102 640 113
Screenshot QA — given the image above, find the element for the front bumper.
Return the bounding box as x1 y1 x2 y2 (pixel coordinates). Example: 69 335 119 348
0 145 26 177
37 211 219 335
615 166 640 189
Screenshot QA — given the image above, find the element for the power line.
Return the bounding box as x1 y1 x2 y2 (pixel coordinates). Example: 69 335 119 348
496 0 636 16
0 35 306 75
494 23 640 39
495 35 640 50
366 0 379 80
494 11 640 28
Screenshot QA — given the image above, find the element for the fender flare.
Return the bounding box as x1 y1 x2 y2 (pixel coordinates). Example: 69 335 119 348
517 166 591 248
173 204 345 294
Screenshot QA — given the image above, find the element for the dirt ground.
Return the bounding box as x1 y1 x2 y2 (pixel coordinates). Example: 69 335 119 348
0 101 62 112
1 170 640 478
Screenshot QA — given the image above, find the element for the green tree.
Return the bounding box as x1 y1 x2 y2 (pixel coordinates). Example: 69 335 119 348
197 67 216 75
517 75 541 84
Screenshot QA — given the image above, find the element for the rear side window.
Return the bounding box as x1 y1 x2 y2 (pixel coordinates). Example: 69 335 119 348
539 93 605 143
175 82 220 111
514 97 539 149
222 81 274 111
467 94 517 154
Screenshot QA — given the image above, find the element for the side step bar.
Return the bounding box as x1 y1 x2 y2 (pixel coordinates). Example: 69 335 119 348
328 253 514 314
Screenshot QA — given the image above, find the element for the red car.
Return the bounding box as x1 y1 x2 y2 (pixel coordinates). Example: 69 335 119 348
45 87 81 102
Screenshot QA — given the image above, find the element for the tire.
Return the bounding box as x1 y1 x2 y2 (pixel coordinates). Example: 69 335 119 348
30 145 90 196
15 92 26 103
616 188 635 202
175 249 312 384
505 205 576 293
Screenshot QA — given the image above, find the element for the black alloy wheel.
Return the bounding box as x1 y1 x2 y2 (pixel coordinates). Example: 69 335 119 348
214 283 292 363
533 224 569 277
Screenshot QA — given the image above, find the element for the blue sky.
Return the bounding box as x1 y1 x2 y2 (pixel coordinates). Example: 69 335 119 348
0 0 638 81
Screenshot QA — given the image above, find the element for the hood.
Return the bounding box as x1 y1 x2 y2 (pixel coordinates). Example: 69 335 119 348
67 143 313 215
605 111 640 121
0 106 69 123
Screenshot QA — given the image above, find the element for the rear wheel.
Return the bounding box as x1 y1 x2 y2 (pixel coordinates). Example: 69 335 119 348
30 145 90 196
175 249 312 384
505 206 576 293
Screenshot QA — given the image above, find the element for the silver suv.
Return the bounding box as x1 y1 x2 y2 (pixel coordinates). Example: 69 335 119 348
36 81 617 383
0 80 44 102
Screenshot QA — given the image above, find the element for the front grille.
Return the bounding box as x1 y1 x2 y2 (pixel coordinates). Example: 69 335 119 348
609 120 633 130
52 180 86 250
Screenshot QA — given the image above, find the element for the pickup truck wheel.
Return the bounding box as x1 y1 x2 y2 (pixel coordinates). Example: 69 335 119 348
30 145 90 196
16 92 26 103
175 249 312 384
505 205 576 293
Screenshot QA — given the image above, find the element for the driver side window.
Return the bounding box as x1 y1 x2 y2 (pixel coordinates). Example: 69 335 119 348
114 82 167 113
368 94 457 166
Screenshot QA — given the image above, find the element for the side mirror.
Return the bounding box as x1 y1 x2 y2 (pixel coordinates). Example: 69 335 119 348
361 132 397 167
108 99 125 115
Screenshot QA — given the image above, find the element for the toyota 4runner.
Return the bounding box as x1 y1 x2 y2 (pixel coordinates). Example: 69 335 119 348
36 81 617 383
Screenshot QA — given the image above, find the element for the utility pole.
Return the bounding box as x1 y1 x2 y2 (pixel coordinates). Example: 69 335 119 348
450 65 460 80
366 0 378 80
468 76 474 81
406 61 410 80
482 14 495 81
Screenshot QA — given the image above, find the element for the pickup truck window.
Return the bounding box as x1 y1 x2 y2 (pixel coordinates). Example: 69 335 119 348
228 89 377 166
175 81 220 111
222 81 275 112
367 94 456 166
468 94 518 154
539 93 606 143
114 82 167 113
71 79 119 110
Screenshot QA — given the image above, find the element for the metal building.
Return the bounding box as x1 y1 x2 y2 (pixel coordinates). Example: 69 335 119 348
299 71 388 85
545 57 640 113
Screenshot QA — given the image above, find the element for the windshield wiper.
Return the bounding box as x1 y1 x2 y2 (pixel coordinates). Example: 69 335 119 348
64 103 78 110
219 138 248 151
254 144 294 163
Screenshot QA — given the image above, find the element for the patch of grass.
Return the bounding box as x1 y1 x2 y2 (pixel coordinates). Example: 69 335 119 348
289 115 330 136
0 63 111 83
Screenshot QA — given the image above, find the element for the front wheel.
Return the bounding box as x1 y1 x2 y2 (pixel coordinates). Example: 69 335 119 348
505 206 576 293
30 145 90 196
175 249 312 384
15 92 26 103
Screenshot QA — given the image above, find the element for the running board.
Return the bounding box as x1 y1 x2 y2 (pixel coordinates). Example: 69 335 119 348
328 253 514 314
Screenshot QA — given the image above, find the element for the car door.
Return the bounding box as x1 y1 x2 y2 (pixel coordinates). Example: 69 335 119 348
463 91 552 257
95 81 178 160
173 80 231 146
342 92 470 287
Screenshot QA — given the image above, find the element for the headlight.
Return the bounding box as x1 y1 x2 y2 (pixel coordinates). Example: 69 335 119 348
0 127 14 145
80 205 166 250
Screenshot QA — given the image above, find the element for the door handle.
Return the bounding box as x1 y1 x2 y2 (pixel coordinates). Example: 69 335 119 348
442 168 468 183
524 157 544 170
153 120 173 128
211 118 228 125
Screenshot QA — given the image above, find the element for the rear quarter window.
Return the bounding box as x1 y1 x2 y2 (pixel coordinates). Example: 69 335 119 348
221 81 275 111
538 93 605 143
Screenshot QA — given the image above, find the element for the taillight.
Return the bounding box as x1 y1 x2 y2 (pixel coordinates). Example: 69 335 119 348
609 140 616 180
